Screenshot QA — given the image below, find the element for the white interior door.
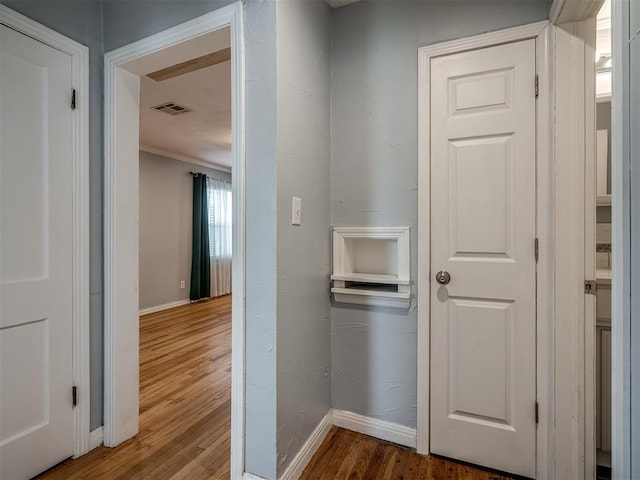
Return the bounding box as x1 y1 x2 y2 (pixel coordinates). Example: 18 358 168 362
0 24 74 480
429 39 537 478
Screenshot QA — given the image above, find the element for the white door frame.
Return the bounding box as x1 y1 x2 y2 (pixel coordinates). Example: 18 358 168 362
0 4 91 458
417 21 555 478
554 19 598 479
103 3 245 478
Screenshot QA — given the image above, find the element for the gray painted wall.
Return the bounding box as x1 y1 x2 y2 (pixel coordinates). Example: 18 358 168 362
596 101 612 224
0 0 105 430
627 0 640 474
330 0 550 429
138 151 231 310
242 2 278 477
275 1 331 476
597 100 612 194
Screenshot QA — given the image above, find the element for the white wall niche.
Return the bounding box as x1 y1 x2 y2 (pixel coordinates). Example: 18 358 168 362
331 227 410 308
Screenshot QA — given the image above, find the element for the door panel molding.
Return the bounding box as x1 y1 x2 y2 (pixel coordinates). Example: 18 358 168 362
417 20 554 478
0 4 90 459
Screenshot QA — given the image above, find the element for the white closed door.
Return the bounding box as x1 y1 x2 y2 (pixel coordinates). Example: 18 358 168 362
429 39 537 478
0 24 74 480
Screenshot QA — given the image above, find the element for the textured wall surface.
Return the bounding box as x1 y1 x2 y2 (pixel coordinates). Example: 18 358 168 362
628 0 640 474
0 0 105 430
138 151 231 310
242 1 279 477
275 1 332 476
330 0 550 429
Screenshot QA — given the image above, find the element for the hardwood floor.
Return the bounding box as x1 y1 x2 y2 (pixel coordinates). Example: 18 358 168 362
36 294 516 480
36 295 232 480
300 427 516 480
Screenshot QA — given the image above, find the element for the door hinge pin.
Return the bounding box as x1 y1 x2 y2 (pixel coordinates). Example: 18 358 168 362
71 89 77 110
534 238 539 262
535 74 539 98
72 386 77 407
585 280 598 295
535 401 539 424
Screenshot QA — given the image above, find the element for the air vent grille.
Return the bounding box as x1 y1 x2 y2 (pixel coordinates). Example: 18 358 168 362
151 102 192 115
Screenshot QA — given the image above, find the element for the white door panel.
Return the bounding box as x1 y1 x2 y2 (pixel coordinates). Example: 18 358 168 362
0 24 74 480
430 39 536 478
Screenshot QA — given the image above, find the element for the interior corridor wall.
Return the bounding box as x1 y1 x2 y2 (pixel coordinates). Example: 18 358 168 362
275 1 331 477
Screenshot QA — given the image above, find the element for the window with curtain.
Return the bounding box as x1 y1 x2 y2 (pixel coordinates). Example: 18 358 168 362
207 177 232 297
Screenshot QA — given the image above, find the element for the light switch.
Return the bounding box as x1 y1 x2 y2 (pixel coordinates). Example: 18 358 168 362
292 197 301 226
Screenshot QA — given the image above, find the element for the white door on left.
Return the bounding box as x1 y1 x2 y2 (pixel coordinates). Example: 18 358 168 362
0 24 74 480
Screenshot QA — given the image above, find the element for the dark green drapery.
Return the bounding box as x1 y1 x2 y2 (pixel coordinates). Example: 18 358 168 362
190 173 211 301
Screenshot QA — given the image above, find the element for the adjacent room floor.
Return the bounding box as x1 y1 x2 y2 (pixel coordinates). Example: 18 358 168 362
36 295 232 480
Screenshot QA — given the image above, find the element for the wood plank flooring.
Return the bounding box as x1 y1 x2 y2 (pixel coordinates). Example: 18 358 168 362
36 295 232 480
300 427 516 480
35 294 517 480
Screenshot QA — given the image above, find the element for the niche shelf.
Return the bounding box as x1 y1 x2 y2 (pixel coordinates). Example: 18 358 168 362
331 227 410 308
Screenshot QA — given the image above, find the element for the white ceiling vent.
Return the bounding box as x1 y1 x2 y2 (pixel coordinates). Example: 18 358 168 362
151 102 193 115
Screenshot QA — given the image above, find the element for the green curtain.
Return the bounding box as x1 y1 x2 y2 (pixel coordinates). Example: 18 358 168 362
190 173 211 301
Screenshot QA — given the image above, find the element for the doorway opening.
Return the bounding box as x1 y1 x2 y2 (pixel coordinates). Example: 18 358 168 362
103 5 245 478
135 26 233 477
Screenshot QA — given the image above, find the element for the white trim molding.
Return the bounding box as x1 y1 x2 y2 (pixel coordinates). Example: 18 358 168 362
103 3 246 478
549 0 603 25
279 410 333 480
417 20 554 477
554 18 598 479
243 474 267 480
89 427 104 451
0 4 91 459
331 409 417 449
139 299 191 316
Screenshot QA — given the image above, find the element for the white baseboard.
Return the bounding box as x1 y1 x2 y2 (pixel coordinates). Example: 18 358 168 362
89 426 104 450
139 299 190 316
243 474 267 480
331 409 417 449
279 409 333 480
238 410 416 480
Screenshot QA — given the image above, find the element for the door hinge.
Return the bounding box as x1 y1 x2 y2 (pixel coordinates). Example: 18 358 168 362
535 74 539 98
534 238 539 262
72 386 77 407
71 89 77 110
585 280 598 295
535 401 539 424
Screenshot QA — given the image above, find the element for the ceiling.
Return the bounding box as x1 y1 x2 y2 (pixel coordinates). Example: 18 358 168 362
122 27 232 170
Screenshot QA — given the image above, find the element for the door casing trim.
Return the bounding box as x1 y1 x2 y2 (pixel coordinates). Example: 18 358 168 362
0 4 91 458
103 3 245 478
417 20 554 479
